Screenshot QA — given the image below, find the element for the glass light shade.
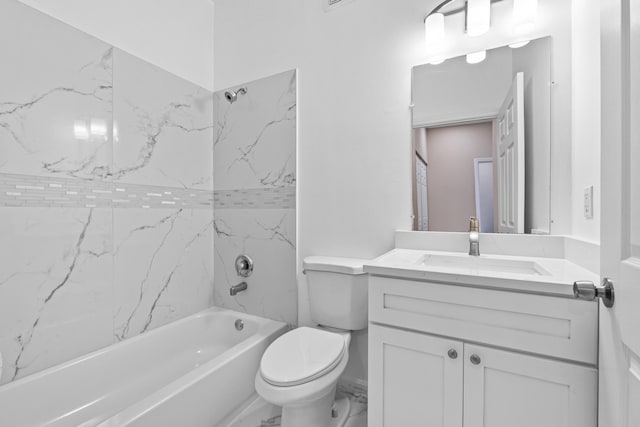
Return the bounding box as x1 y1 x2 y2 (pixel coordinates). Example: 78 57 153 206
466 50 487 64
509 40 530 48
513 0 537 34
425 12 445 50
467 0 490 37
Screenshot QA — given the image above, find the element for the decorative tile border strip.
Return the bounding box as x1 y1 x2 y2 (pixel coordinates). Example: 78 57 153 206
214 187 295 209
0 173 213 209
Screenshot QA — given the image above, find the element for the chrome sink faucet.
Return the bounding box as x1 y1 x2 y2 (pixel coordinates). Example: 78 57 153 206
469 217 480 256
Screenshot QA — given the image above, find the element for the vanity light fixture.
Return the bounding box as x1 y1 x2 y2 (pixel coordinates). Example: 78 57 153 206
466 50 487 64
424 0 538 55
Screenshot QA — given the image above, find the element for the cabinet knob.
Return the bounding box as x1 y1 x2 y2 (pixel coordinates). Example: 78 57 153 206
447 349 458 359
470 354 481 365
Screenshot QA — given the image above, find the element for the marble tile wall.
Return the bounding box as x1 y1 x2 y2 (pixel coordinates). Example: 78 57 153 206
213 70 297 325
0 1 214 385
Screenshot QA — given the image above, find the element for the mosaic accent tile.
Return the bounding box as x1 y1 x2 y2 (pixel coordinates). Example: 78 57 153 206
214 187 295 210
0 173 212 209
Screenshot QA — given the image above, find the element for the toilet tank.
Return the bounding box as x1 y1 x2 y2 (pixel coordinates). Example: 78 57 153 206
303 256 368 330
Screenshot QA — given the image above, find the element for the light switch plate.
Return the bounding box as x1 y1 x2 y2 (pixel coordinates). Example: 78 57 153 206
584 186 594 219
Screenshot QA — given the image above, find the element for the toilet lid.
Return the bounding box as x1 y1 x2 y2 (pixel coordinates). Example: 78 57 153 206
260 327 346 387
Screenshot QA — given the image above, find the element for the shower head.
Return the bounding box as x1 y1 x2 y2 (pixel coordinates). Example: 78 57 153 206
224 87 247 104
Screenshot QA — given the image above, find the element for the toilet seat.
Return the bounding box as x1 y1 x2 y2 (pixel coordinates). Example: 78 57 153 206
259 327 346 387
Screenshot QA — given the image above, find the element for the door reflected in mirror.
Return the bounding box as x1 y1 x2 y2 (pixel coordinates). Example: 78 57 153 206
412 37 551 234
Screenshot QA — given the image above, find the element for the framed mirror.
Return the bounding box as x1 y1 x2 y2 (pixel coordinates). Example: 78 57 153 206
411 36 551 234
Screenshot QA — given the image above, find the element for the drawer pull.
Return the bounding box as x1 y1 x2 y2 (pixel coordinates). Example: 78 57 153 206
447 349 458 359
470 354 481 365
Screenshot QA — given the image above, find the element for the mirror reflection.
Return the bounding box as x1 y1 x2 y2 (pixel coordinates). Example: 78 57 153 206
412 37 551 234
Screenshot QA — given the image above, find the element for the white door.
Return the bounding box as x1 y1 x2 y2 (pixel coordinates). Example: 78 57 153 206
599 1 640 426
462 344 597 427
474 157 494 233
368 324 463 427
416 156 428 231
496 72 525 234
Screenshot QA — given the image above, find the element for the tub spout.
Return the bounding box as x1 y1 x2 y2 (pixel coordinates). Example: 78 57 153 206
230 282 248 296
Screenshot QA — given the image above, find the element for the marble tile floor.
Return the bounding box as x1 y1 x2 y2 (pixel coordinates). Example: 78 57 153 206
222 383 367 427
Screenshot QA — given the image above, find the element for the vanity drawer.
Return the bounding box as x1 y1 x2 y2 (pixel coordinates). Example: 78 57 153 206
369 276 598 365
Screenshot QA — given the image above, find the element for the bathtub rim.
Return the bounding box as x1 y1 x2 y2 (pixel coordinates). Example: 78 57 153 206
97 308 288 426
0 306 284 392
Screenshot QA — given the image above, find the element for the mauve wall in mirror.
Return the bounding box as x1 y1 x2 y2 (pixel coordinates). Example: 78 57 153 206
0 0 214 385
412 37 551 234
426 123 494 232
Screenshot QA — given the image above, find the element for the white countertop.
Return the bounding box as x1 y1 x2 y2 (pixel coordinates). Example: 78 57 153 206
363 248 600 298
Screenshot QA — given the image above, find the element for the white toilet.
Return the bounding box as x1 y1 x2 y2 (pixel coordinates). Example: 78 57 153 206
255 256 368 427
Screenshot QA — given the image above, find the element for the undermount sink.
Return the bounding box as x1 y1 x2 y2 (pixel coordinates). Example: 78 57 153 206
419 253 551 276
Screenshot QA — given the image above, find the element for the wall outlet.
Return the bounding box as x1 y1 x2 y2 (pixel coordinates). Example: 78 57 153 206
584 186 594 219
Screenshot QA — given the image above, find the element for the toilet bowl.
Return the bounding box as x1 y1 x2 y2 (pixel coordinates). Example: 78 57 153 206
254 256 368 427
255 327 351 427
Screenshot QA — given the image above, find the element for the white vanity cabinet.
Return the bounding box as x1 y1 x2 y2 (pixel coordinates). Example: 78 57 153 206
368 276 598 427
369 325 463 426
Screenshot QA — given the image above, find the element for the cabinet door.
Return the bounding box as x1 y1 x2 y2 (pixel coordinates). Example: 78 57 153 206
368 324 463 427
463 344 597 427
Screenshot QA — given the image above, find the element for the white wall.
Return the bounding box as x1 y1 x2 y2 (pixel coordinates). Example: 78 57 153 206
214 0 598 383
571 1 601 243
17 0 214 90
412 47 513 126
512 37 552 234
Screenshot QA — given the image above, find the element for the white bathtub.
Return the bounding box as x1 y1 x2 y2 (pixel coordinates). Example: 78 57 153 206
0 307 287 427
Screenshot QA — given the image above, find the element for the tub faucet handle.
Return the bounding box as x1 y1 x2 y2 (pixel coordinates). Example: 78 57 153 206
235 255 254 277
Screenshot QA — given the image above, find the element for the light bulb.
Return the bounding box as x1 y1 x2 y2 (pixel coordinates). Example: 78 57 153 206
425 12 445 51
467 0 490 37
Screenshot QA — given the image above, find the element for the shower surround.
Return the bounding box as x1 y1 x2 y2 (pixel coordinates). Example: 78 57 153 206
213 70 297 325
0 0 214 385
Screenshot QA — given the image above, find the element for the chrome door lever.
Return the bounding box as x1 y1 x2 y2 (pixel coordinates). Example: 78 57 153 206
573 278 615 308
